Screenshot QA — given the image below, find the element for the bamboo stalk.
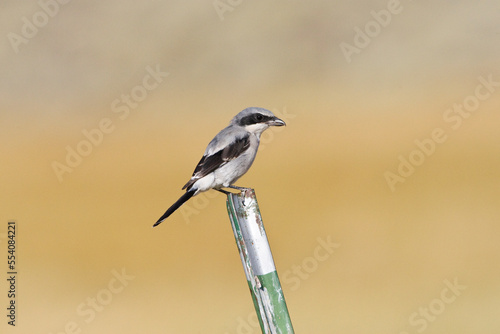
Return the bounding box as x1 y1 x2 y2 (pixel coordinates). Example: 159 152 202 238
226 188 294 334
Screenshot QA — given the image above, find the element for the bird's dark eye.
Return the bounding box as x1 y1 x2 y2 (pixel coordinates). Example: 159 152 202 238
254 114 264 122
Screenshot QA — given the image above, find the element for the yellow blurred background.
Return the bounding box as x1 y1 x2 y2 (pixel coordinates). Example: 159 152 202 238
1 1 500 333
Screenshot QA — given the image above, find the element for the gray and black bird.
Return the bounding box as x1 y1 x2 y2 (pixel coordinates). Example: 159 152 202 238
153 107 285 227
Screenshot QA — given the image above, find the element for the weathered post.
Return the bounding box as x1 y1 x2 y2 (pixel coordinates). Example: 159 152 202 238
226 188 294 334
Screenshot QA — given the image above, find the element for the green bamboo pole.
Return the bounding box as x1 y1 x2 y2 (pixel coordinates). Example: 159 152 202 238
226 188 294 334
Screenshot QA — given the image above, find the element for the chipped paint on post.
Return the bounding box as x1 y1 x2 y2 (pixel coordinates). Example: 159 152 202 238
226 188 294 334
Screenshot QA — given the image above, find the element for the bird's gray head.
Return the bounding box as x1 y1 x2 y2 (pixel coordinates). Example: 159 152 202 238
230 107 286 135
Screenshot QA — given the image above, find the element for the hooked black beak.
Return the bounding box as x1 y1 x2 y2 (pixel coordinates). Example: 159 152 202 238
269 117 286 127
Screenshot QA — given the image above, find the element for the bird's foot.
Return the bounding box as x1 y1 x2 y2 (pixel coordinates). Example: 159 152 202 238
218 185 252 196
216 188 231 195
227 185 249 192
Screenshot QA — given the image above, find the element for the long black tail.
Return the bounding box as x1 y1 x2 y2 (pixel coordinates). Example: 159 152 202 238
153 190 196 227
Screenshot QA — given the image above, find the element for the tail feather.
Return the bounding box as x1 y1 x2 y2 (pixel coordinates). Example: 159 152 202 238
153 190 196 227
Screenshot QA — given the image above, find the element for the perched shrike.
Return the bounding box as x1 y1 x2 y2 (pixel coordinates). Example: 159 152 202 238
153 107 285 227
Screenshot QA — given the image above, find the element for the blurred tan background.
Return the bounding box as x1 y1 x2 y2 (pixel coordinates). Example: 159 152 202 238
1 0 500 333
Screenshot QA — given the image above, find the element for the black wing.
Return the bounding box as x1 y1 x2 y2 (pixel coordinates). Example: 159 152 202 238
182 135 250 190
